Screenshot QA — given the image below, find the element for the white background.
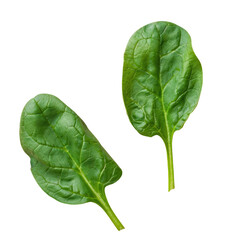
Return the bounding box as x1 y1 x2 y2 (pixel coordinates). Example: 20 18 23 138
0 0 240 239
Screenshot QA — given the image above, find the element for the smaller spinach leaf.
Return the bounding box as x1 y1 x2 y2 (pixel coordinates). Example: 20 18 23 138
122 21 202 191
20 94 124 230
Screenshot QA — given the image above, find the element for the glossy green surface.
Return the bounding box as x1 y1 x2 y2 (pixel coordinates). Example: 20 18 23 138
123 21 202 191
20 94 124 230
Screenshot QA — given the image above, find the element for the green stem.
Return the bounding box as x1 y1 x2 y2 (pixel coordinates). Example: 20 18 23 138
100 199 124 231
165 138 175 191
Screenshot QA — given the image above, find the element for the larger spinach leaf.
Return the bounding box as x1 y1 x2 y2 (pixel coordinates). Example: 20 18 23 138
122 21 202 191
20 94 124 230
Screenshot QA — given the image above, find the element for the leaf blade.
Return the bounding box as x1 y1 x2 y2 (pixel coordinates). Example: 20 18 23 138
123 21 202 139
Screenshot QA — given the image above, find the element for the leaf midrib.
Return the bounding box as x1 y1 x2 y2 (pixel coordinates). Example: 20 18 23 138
157 24 172 144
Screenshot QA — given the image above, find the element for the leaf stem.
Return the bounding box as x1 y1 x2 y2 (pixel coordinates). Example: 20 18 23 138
165 139 175 191
100 198 124 231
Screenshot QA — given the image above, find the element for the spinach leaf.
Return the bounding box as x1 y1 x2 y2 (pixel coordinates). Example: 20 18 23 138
122 21 202 191
20 94 124 230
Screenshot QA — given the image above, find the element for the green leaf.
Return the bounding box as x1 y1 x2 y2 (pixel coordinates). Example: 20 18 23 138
122 21 202 191
20 94 124 230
